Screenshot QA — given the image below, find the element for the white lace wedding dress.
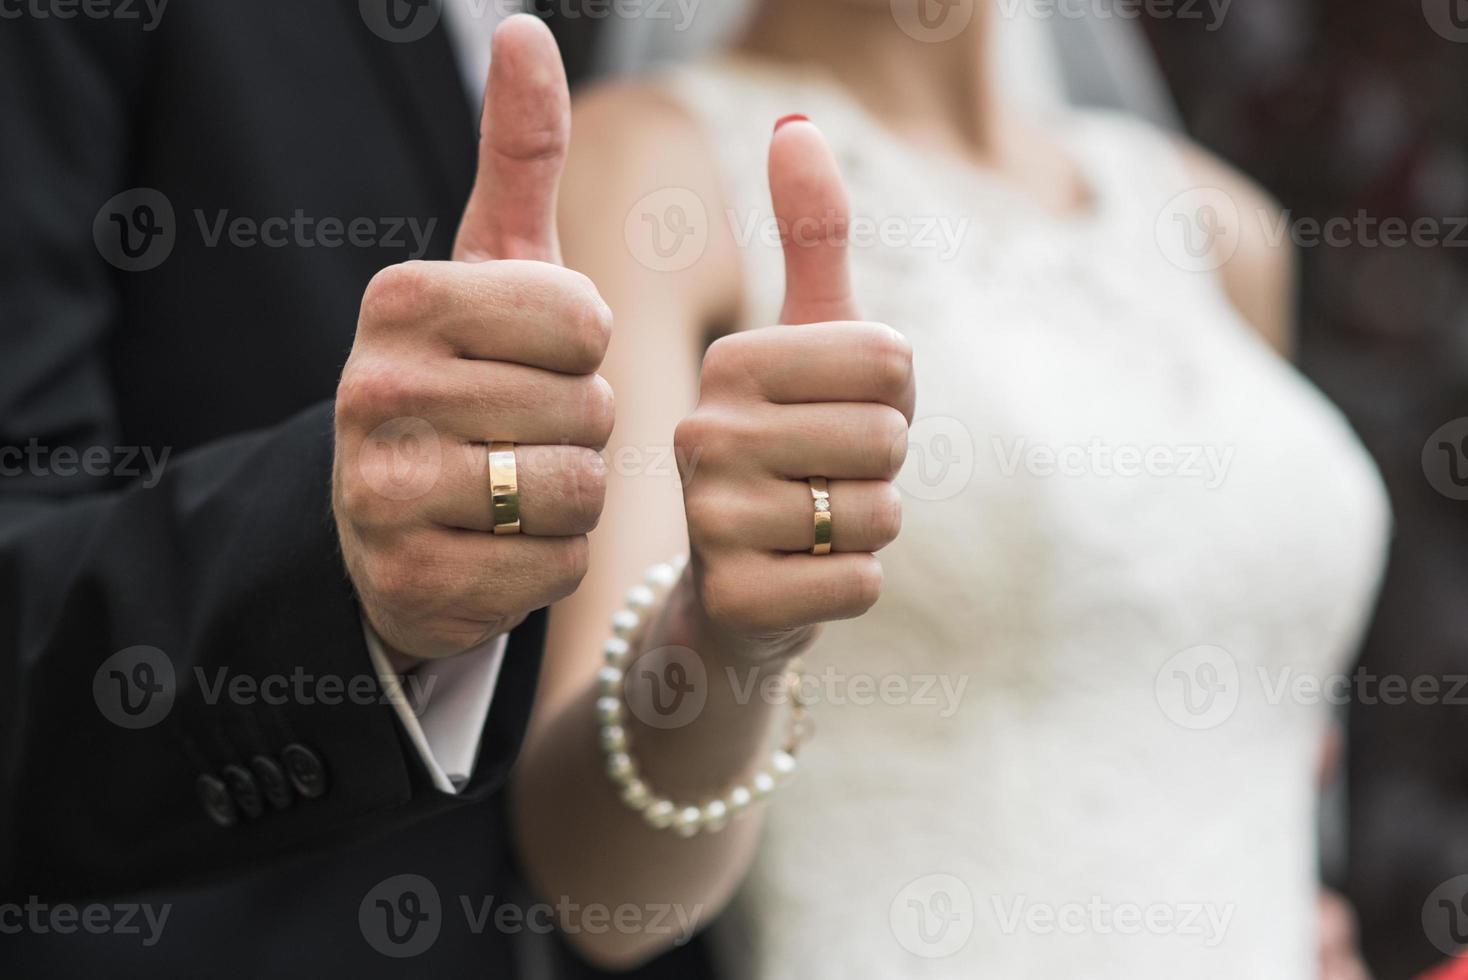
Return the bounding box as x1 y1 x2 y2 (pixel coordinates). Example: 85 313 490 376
662 60 1392 978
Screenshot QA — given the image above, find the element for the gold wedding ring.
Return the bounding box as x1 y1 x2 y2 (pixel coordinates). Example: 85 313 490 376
489 442 521 535
809 477 832 556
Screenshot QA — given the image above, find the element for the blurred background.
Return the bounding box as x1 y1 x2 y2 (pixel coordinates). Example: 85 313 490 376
564 1 1467 976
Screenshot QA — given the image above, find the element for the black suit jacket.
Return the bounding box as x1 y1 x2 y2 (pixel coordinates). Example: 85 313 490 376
0 2 707 976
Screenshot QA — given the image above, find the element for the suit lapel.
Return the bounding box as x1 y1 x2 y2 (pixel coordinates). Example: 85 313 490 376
338 0 477 221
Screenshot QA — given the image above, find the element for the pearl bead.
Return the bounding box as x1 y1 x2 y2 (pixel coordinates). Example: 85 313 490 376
599 725 628 754
671 554 689 573
771 750 798 781
727 785 752 813
645 563 678 589
595 696 623 725
597 665 623 697
611 609 641 637
603 637 630 665
672 806 701 838
644 799 675 829
702 800 729 833
625 584 656 611
606 752 635 782
751 771 776 800
621 779 651 810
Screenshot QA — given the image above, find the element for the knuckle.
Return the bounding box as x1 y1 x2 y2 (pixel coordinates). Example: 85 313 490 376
864 325 914 401
361 261 433 328
849 556 884 614
865 407 910 476
568 449 608 529
682 488 727 545
868 484 903 547
549 536 592 597
697 564 756 634
701 332 753 392
565 276 614 372
580 374 616 447
337 356 423 424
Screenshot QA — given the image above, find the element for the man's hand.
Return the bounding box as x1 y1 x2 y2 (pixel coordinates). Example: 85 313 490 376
673 118 913 660
333 15 613 662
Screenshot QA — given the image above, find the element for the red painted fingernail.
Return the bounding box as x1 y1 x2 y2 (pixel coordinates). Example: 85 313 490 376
775 113 810 132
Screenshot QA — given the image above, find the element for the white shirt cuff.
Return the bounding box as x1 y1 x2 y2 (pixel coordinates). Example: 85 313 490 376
364 622 509 795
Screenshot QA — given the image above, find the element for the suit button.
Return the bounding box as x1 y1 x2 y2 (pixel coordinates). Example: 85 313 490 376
221 764 263 819
281 743 328 799
250 755 293 810
196 774 238 828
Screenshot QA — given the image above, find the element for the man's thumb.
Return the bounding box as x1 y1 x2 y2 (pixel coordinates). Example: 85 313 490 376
453 14 569 264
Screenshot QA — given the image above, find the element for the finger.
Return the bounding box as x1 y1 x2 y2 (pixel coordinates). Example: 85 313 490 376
706 322 914 420
695 479 901 554
453 14 570 264
426 444 606 537
363 261 610 374
698 552 882 634
357 357 614 448
386 528 590 633
769 116 858 325
691 402 907 481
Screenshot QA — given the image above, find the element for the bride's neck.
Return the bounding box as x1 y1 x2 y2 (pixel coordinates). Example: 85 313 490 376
735 0 1002 160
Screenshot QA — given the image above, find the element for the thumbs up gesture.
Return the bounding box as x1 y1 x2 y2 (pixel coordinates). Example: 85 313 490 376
333 16 613 661
674 118 914 655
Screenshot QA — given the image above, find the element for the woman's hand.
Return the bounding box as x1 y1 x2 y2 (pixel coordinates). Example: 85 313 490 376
673 118 915 662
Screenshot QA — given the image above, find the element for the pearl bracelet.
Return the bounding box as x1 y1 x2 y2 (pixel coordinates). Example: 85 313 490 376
597 556 811 838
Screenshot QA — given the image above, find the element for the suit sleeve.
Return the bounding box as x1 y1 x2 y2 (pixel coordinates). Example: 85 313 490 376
0 12 543 900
